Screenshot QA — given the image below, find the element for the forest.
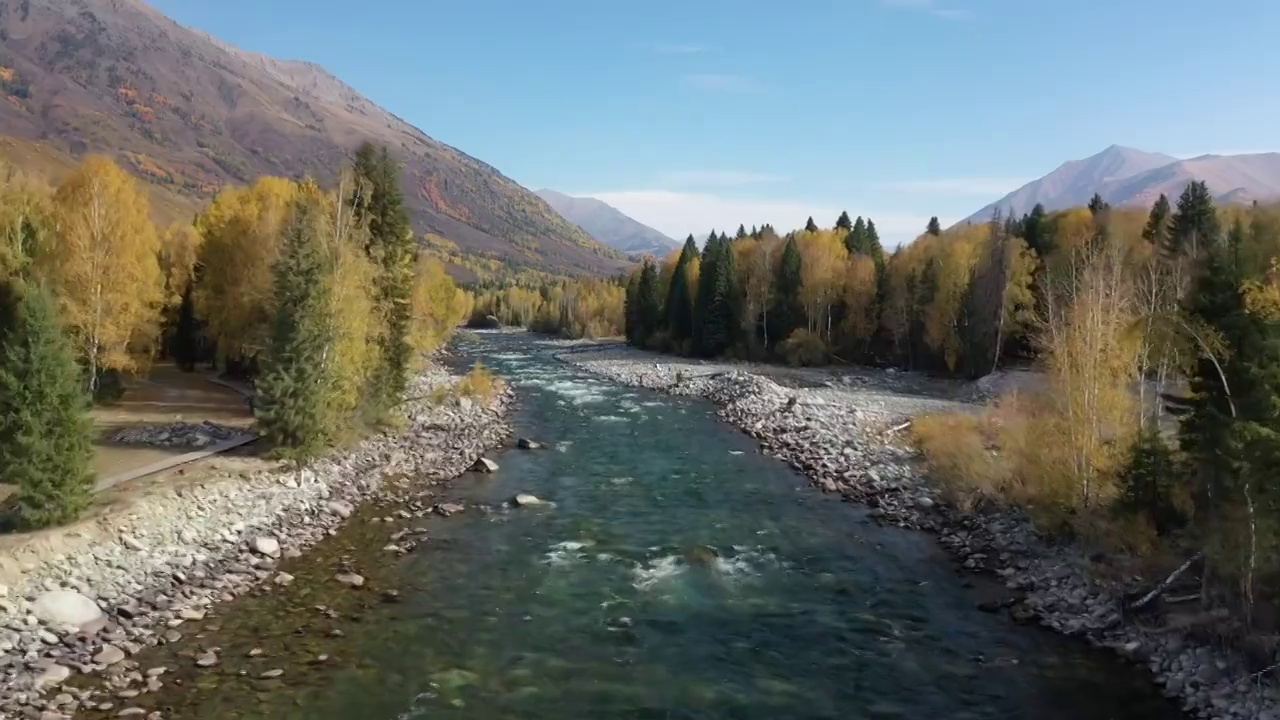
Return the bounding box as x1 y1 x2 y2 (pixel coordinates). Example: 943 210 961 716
0 143 471 528
622 190 1280 640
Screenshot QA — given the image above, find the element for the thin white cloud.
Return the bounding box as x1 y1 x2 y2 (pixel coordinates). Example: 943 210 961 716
575 189 945 246
881 0 971 20
1173 148 1276 158
659 170 789 187
886 177 1030 196
680 74 762 93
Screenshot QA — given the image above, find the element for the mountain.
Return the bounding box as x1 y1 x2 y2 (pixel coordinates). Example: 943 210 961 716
535 189 679 256
0 0 629 278
965 146 1176 222
965 145 1280 223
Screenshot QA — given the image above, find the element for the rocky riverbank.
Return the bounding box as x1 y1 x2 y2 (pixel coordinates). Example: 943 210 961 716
562 345 1277 720
0 363 512 719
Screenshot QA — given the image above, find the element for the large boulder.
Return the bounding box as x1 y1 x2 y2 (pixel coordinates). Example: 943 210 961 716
516 438 542 450
512 494 544 507
32 590 105 632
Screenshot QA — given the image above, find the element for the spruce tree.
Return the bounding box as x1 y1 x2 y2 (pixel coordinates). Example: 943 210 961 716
705 237 742 355
1087 193 1110 216
624 270 640 344
664 235 699 347
173 282 200 372
804 216 819 232
846 216 867 254
0 280 95 528
635 259 662 346
696 233 727 353
1143 194 1172 248
835 211 853 231
254 198 334 460
352 143 416 420
768 236 804 346
1021 203 1049 256
735 224 747 240
926 216 942 236
1168 181 1220 259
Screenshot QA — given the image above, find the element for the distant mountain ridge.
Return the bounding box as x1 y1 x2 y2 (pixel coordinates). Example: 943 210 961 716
965 145 1280 223
536 189 680 256
0 0 629 279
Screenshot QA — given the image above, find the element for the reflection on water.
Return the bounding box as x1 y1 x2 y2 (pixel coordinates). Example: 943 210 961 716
111 333 1184 720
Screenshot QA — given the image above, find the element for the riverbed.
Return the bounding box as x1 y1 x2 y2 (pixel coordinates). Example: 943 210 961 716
82 333 1184 719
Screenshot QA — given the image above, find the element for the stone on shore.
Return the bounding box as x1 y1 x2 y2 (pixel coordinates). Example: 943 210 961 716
34 663 72 690
251 536 281 558
325 500 355 518
32 590 105 632
93 644 127 666
470 457 499 473
335 573 365 588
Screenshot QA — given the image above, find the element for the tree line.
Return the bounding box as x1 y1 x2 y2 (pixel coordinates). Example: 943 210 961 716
0 143 470 527
622 188 1280 639
467 276 626 340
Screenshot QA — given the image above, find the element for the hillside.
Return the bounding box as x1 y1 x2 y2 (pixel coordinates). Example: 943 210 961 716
965 145 1280 222
535 189 679 256
0 0 628 277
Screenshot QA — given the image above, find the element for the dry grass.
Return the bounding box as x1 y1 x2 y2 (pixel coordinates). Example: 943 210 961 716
455 361 503 402
914 389 1135 539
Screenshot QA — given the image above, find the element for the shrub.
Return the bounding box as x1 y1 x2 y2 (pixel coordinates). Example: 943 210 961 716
778 328 827 367
456 361 502 402
913 408 1013 511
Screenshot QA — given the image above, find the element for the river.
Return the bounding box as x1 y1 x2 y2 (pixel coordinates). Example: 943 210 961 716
92 333 1184 719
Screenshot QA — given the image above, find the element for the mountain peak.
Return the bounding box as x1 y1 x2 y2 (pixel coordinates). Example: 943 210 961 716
964 147 1280 223
536 190 679 257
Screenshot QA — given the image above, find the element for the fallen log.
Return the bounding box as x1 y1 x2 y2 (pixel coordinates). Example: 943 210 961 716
1128 551 1204 611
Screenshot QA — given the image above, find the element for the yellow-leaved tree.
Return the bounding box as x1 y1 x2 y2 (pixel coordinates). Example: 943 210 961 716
43 155 163 390
840 253 880 359
411 256 468 355
0 162 51 280
195 176 299 362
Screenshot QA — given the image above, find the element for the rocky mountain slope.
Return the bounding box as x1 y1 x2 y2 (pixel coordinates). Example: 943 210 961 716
966 145 1280 222
535 189 679 256
0 0 628 277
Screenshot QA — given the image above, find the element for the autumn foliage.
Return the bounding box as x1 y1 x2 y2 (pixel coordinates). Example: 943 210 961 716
0 146 471 520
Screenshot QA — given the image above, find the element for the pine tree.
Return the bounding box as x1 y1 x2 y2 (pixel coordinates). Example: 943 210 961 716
624 270 640 344
173 282 200 372
1168 181 1220 259
702 238 741 356
926 217 942 236
0 279 95 528
736 224 747 240
1021 203 1049 256
804 216 819 233
1087 193 1110 216
664 235 699 347
352 143 416 420
254 198 334 460
635 259 662 346
1143 194 1172 247
835 211 853 231
768 236 804 346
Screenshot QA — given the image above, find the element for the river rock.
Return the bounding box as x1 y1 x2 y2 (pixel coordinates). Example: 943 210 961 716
32 590 104 632
470 457 499 473
435 503 465 517
93 644 126 666
335 573 365 589
512 494 544 507
325 500 354 519
260 668 284 679
33 663 72 690
195 651 219 668
251 537 281 559
516 437 542 450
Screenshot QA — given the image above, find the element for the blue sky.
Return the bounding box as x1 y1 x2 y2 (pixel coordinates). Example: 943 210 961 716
150 0 1280 245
